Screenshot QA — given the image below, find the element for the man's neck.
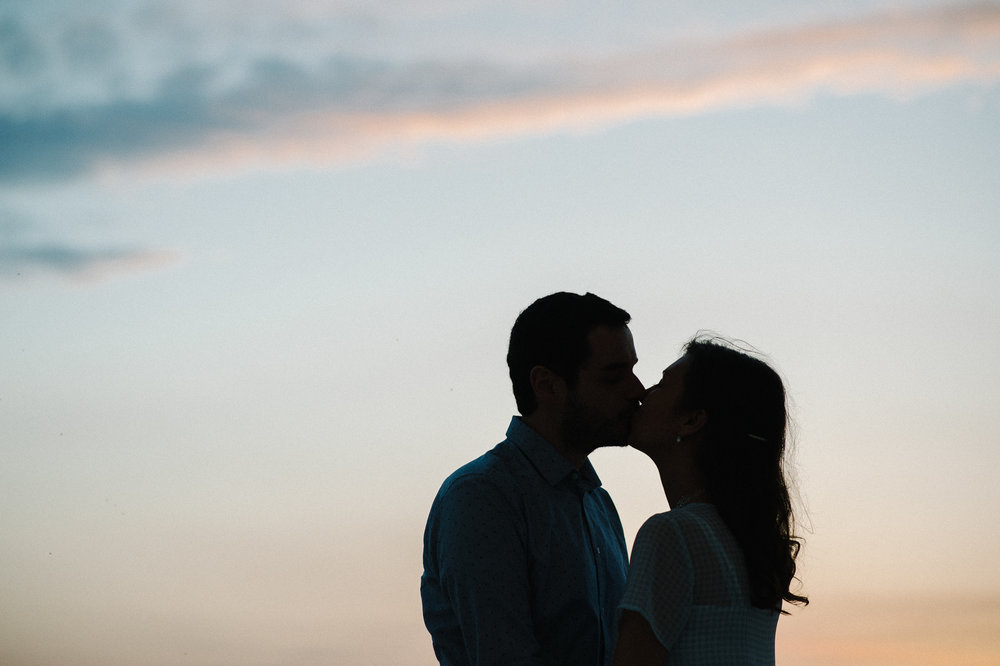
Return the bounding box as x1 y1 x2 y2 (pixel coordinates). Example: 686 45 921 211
521 414 588 469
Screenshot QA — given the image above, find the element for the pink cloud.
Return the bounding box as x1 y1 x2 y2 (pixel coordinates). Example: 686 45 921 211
109 3 1000 179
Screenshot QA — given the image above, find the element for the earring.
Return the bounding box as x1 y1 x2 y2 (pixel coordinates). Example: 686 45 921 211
675 436 682 443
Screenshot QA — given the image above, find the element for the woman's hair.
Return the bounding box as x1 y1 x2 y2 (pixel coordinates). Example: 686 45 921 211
680 336 808 613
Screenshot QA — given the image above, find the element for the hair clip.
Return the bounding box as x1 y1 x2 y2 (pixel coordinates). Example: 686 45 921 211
747 434 767 442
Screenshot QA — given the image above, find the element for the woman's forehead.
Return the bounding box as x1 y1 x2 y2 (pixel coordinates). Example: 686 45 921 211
661 356 690 378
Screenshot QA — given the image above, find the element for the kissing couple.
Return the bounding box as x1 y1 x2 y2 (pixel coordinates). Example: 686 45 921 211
421 292 807 665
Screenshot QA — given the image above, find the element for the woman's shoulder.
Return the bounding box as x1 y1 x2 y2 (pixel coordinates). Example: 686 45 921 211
636 509 680 534
635 504 727 548
633 507 702 549
628 510 698 589
639 501 706 522
641 503 717 526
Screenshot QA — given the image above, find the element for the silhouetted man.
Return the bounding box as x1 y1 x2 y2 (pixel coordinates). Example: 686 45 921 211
421 292 645 665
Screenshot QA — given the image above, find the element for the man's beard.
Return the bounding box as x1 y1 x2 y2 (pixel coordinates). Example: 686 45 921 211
558 396 632 458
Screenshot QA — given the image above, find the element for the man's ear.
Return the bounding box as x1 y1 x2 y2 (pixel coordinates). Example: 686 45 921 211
529 365 566 407
677 408 707 438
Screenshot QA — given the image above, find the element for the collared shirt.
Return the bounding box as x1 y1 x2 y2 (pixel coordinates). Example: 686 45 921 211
421 416 629 666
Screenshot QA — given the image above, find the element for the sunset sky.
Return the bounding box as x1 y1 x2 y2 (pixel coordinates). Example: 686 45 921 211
2 1 999 664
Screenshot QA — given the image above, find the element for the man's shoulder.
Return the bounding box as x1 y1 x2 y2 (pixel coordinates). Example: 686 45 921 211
437 439 525 494
424 440 537 530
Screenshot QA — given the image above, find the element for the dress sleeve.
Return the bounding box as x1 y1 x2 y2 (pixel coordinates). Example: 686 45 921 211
431 474 545 666
617 513 694 652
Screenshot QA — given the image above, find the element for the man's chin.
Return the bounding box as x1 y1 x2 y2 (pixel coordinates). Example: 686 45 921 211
578 440 625 456
562 414 632 454
596 430 632 449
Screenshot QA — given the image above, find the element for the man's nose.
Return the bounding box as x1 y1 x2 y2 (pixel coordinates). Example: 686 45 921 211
629 374 646 401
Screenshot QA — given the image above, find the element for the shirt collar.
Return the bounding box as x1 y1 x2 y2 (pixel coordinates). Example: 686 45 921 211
506 416 603 491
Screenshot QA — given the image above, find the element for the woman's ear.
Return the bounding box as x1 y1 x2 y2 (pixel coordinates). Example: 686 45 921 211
677 408 707 438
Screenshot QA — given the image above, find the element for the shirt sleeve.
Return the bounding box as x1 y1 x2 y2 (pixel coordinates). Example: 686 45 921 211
431 473 545 666
617 513 693 652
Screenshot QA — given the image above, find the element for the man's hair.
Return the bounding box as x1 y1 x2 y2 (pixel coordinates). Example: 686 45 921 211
506 292 631 415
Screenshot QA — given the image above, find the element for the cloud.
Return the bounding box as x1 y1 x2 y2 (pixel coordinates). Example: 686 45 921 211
1 2 998 182
0 242 180 283
0 216 180 283
0 15 47 77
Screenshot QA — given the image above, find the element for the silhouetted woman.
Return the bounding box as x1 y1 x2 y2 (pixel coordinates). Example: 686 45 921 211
612 337 808 665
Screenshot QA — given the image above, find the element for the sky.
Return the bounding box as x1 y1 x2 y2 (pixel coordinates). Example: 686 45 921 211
1 0 999 664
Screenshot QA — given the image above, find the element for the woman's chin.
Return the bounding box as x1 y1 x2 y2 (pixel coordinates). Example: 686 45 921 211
627 438 652 455
629 434 673 460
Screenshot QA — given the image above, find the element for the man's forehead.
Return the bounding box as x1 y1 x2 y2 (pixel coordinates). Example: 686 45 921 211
583 325 637 367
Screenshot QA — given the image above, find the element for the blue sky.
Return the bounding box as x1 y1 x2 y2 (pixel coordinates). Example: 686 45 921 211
2 1 1000 664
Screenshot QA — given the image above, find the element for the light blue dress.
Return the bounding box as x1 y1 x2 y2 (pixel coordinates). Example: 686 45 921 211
618 503 779 665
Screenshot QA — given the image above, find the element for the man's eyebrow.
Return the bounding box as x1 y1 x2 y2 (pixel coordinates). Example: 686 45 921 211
599 360 637 372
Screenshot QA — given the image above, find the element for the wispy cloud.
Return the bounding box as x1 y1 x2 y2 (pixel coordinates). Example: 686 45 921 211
0 216 179 283
0 242 180 283
2 2 998 181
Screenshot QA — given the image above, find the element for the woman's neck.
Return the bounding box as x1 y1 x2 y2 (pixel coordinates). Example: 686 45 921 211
653 455 708 510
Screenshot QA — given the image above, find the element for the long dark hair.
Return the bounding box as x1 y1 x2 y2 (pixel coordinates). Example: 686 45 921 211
680 336 808 613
